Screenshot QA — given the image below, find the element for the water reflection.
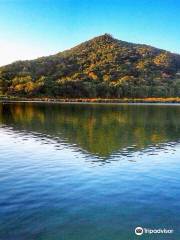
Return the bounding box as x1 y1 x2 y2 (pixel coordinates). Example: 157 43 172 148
1 103 180 240
0 102 180 158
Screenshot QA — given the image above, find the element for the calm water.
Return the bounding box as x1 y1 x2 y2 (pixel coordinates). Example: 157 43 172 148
0 103 180 240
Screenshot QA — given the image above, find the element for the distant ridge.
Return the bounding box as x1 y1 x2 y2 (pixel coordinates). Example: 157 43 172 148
1 34 180 98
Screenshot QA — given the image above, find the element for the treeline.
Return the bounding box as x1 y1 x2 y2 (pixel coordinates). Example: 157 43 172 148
1 76 180 98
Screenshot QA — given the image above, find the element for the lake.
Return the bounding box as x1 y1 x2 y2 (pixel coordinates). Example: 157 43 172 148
0 102 180 239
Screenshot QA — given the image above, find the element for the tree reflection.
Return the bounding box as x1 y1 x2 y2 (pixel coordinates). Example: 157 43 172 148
0 103 180 157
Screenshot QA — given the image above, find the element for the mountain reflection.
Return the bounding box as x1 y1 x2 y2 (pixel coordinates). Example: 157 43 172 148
0 102 180 157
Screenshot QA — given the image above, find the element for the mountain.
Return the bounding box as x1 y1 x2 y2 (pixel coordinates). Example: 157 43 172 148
1 33 180 98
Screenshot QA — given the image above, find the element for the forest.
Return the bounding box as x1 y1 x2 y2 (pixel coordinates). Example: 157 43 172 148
1 34 180 98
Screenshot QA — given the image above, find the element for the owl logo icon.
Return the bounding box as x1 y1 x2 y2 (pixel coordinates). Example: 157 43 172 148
135 227 143 236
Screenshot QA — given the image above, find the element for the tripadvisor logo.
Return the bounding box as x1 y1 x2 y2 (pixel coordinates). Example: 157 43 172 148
135 227 143 235
135 226 174 236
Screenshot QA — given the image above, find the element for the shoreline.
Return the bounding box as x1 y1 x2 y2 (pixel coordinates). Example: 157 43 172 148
1 97 180 104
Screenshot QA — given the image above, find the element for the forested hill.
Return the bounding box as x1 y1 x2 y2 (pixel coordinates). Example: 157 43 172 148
1 33 180 98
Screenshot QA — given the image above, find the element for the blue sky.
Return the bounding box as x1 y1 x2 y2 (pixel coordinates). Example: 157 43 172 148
0 0 180 66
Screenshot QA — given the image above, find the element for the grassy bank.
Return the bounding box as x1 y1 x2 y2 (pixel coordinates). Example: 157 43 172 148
1 96 180 103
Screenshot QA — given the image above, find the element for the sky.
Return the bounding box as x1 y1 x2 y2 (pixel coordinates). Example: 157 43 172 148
0 0 180 66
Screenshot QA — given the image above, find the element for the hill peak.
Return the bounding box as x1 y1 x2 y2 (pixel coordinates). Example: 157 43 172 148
94 33 114 40
89 33 117 44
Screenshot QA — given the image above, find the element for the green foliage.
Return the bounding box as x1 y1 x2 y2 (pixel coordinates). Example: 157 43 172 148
1 34 180 98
